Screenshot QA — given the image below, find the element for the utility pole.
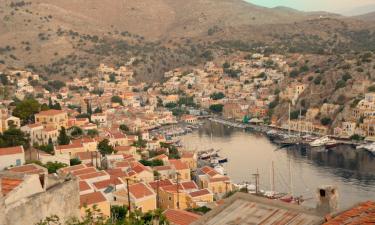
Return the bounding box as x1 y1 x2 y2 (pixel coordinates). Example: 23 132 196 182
176 172 180 209
252 169 260 195
126 178 131 214
156 174 160 209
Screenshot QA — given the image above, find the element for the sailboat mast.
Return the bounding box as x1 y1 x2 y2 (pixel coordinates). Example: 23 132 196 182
288 103 291 136
271 161 275 193
289 159 293 196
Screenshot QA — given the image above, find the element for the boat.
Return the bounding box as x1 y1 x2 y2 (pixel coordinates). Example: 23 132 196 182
210 157 228 164
213 164 226 175
356 142 375 155
234 182 256 194
309 136 336 147
199 149 219 160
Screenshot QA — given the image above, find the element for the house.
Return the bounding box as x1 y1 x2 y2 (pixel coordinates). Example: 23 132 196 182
0 166 79 225
153 165 176 180
91 113 107 127
187 189 214 208
181 115 198 124
323 201 375 225
164 209 201 225
196 166 232 197
80 191 110 217
34 109 68 129
180 152 198 170
0 146 25 171
159 181 199 210
169 159 191 181
192 192 322 225
113 182 156 213
0 108 20 133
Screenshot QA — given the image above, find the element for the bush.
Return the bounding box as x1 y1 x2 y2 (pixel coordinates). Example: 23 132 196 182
320 117 332 126
210 92 225 100
314 76 322 85
289 70 299 78
335 80 346 90
209 104 224 113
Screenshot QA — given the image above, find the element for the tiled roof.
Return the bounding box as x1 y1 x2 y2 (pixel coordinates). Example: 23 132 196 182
164 209 201 225
80 192 107 207
324 201 375 225
189 189 211 198
153 165 173 171
59 164 86 173
1 177 23 196
92 177 123 189
0 146 23 156
71 167 97 176
106 168 128 177
78 171 108 180
37 109 65 116
8 164 45 174
79 181 92 192
181 181 198 190
148 179 174 190
169 159 189 170
129 183 154 199
55 143 83 150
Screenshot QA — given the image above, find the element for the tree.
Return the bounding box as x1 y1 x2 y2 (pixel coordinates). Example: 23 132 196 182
97 139 114 156
111 96 123 105
44 161 67 174
320 117 332 126
139 159 164 167
87 129 99 137
209 104 223 113
210 92 225 100
70 126 83 138
350 134 364 141
119 124 129 133
57 127 70 145
70 158 82 166
222 62 230 69
12 98 41 124
289 70 299 78
0 128 29 149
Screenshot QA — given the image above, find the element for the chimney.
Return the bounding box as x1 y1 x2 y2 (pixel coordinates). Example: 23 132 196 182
316 185 338 215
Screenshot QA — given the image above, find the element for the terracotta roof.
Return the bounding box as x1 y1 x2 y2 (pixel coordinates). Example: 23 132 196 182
79 181 92 192
153 165 173 171
37 109 66 116
72 167 97 176
132 163 151 174
55 143 83 150
148 179 174 190
189 189 211 198
164 209 201 225
169 159 189 170
324 201 375 225
80 191 107 207
1 177 23 196
92 177 123 189
115 146 133 152
59 164 86 173
106 168 128 177
78 171 108 180
0 146 24 156
129 183 154 199
181 152 194 158
181 181 198 190
8 164 45 175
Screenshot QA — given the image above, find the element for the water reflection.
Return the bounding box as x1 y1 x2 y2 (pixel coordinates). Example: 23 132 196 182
181 121 375 209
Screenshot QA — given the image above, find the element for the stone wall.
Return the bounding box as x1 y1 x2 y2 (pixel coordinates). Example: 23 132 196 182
2 178 80 225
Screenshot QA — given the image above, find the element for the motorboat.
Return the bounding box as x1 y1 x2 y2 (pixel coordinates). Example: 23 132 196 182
213 165 226 175
356 142 375 155
210 157 228 164
309 136 336 147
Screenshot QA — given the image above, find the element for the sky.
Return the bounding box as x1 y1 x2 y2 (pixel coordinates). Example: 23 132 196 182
247 0 375 15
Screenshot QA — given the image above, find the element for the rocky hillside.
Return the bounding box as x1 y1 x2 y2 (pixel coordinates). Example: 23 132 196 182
0 0 374 82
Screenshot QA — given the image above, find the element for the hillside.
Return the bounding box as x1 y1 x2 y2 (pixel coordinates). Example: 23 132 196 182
354 11 375 21
0 0 374 82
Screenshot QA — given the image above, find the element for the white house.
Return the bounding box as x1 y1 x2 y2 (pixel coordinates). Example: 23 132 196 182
0 146 25 171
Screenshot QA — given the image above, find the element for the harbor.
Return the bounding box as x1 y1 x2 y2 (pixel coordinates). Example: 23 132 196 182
180 120 375 210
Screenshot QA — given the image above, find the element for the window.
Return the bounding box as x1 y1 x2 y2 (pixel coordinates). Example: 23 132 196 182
16 159 21 166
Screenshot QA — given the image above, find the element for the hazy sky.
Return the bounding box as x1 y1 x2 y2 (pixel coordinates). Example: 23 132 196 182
247 0 375 14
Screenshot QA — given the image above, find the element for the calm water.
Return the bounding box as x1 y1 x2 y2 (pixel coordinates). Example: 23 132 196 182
180 121 375 209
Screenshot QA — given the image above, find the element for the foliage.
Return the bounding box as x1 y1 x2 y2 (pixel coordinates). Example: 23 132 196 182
87 129 99 137
139 159 164 167
132 136 147 149
290 110 300 120
70 126 83 138
335 80 346 90
35 138 54 154
320 117 332 126
368 85 375 92
350 134 365 141
97 139 114 156
164 102 178 109
178 96 196 107
0 128 29 149
111 96 123 105
58 127 71 145
289 70 299 78
222 62 230 69
314 76 322 85
342 73 352 82
70 158 82 166
210 92 225 100
119 124 130 132
209 104 223 113
12 98 41 124
44 161 68 174
188 206 211 215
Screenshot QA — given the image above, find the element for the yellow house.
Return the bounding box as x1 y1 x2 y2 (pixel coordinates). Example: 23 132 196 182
169 159 191 181
159 181 199 210
0 108 20 132
35 109 68 129
197 166 232 196
113 182 156 213
180 152 198 170
80 191 110 218
187 188 214 208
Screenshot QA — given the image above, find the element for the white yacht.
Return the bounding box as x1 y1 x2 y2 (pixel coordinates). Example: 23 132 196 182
356 142 375 155
309 136 336 147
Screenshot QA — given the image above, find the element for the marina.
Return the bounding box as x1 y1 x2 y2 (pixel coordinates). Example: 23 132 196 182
180 120 375 210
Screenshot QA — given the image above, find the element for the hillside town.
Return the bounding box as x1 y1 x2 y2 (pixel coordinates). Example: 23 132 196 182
1 52 375 225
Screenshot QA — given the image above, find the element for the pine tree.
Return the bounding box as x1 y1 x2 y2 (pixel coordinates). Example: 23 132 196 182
57 127 70 145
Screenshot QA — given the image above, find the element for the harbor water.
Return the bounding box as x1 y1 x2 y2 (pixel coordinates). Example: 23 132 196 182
180 121 375 210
